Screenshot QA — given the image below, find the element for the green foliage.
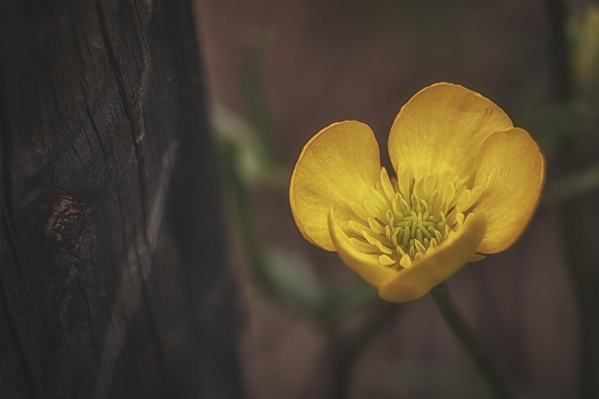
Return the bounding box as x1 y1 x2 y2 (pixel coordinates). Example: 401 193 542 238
241 34 280 168
262 247 326 315
219 132 380 324
213 106 288 191
569 5 599 97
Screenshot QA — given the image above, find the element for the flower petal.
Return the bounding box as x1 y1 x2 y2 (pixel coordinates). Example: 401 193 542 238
378 212 487 303
388 83 513 181
472 128 545 254
290 121 381 250
328 205 396 287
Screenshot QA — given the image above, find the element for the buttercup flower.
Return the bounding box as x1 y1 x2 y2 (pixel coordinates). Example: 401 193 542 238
289 83 545 302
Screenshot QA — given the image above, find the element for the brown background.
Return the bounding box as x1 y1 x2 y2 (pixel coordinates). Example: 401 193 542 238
195 1 578 398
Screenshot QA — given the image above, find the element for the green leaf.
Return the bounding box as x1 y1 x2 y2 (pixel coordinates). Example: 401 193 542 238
241 34 280 167
568 5 599 94
262 247 326 315
213 105 289 191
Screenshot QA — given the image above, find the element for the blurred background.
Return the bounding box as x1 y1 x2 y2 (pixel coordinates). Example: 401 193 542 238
194 1 599 398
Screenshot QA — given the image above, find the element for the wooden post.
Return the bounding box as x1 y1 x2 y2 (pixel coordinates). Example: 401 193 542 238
0 1 244 398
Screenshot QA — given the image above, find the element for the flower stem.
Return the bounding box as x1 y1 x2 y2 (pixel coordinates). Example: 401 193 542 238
331 301 400 399
430 282 514 399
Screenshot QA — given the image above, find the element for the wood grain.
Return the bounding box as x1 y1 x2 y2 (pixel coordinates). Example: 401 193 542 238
0 1 243 398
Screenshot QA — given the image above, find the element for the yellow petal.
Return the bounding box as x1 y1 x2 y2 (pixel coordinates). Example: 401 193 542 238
290 121 381 250
472 128 545 254
388 83 513 181
378 212 487 303
328 205 396 287
468 254 486 262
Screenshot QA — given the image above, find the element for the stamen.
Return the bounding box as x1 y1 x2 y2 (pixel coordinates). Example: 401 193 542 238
367 187 388 213
400 197 410 214
350 201 370 221
457 190 471 212
368 217 385 235
349 238 378 253
414 239 427 254
420 226 432 239
385 225 392 241
348 220 366 235
364 197 384 222
430 189 441 213
400 255 412 268
380 168 396 201
442 182 456 205
362 230 380 247
344 166 482 269
376 242 393 255
398 167 411 200
379 255 396 266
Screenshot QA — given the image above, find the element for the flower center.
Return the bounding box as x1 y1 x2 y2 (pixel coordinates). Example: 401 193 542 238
343 166 484 269
386 191 448 260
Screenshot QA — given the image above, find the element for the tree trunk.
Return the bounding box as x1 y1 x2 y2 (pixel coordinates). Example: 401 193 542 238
0 1 243 398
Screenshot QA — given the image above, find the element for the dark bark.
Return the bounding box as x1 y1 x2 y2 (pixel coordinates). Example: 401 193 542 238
0 1 243 398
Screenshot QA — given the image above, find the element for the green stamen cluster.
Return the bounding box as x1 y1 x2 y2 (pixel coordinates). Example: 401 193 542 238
385 192 449 259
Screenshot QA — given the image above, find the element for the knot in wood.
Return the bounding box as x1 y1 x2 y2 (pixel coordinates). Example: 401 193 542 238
46 195 87 245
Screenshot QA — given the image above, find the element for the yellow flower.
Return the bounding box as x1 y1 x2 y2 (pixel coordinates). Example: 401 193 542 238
289 83 545 303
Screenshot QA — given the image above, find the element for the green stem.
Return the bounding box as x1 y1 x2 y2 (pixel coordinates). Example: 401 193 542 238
222 142 276 298
332 302 399 399
430 283 514 399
